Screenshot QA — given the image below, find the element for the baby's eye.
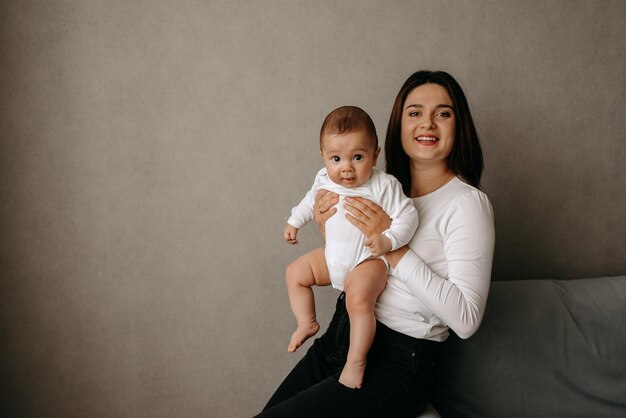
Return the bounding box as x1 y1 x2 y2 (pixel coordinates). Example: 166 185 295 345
353 154 363 161
331 156 340 162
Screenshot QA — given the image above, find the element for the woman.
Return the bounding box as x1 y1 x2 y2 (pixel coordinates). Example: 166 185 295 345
256 70 495 417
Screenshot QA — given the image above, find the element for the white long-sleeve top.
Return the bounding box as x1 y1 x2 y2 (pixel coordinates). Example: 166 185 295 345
288 168 418 290
375 177 495 342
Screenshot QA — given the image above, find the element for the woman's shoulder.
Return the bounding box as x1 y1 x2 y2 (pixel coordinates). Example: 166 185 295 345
441 177 494 224
442 177 490 202
421 177 493 220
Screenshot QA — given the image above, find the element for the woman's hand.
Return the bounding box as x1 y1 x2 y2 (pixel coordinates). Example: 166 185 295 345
344 196 407 267
344 196 391 237
313 189 339 238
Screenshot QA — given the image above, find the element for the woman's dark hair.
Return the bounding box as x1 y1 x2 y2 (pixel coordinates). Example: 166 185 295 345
384 70 484 193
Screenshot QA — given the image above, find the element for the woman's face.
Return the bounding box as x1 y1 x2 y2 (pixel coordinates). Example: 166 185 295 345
400 83 455 168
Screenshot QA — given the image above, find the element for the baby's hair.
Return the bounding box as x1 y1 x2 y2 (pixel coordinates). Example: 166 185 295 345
320 106 378 149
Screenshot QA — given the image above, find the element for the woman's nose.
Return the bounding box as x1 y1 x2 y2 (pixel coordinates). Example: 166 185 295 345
420 115 436 129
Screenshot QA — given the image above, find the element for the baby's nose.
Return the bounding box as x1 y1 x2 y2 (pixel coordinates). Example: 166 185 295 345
341 162 354 171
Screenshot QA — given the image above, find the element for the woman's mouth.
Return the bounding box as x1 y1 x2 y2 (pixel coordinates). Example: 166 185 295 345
416 135 439 143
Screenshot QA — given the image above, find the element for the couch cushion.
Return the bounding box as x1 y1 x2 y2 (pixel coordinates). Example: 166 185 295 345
432 276 626 417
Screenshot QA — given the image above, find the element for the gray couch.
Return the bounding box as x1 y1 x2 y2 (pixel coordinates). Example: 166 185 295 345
422 275 626 418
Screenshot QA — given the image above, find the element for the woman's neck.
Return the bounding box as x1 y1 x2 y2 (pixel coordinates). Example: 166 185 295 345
409 162 455 198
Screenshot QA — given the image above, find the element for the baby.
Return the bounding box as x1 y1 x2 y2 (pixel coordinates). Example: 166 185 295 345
284 106 418 388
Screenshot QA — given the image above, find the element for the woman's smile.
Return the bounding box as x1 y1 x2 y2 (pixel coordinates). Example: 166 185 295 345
415 135 439 144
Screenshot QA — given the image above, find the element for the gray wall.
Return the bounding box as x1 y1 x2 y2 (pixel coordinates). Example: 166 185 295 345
1 1 624 417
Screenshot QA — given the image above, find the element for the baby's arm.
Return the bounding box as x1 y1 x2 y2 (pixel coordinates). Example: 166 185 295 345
287 169 327 234
284 224 299 245
378 176 418 250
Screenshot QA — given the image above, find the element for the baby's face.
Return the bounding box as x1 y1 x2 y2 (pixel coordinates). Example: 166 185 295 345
320 131 380 188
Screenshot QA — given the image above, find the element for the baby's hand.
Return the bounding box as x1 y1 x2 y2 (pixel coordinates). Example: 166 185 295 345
284 224 299 245
365 234 392 257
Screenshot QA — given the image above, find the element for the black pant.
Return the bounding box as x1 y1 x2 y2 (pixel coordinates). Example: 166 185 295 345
255 292 440 418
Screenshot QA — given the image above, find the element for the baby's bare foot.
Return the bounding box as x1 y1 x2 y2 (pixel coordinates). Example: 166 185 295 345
288 321 320 352
339 360 366 389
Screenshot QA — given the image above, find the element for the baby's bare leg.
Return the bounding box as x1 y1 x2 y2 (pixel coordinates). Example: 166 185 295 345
340 258 387 388
285 247 330 352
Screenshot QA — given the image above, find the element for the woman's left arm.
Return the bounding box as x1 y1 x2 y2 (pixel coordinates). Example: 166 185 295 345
391 192 495 339
346 192 495 339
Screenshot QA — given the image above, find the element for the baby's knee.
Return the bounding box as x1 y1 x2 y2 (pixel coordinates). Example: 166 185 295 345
345 291 374 314
285 260 312 286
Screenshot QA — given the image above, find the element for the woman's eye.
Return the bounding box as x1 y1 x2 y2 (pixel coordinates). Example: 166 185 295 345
408 111 420 117
436 111 451 118
353 154 363 161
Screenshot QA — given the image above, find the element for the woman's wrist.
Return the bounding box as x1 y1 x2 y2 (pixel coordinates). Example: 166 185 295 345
384 246 409 268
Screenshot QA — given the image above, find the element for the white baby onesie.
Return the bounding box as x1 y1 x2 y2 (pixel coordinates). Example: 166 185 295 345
287 168 418 290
